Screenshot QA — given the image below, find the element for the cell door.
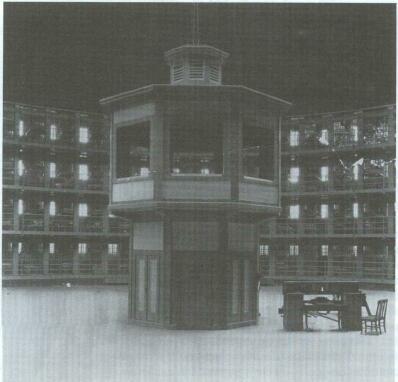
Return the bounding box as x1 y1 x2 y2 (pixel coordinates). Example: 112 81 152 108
134 255 160 322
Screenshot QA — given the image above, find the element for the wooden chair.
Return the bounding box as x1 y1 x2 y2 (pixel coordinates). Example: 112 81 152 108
361 299 388 335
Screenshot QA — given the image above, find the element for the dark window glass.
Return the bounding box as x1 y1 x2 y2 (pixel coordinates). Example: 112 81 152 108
116 123 150 178
242 126 274 180
170 126 222 175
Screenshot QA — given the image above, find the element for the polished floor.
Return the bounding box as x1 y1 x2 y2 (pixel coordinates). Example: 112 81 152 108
3 285 395 382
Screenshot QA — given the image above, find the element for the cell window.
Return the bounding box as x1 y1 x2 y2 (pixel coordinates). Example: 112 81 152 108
259 245 269 256
49 242 55 254
50 124 57 140
321 245 328 257
289 167 300 183
108 243 118 255
17 160 25 176
289 130 299 147
320 166 329 182
289 245 299 256
320 129 329 145
49 162 57 179
352 203 359 218
321 204 329 219
79 164 89 181
18 121 24 137
78 242 87 255
78 203 88 217
18 199 24 215
79 127 89 144
49 201 56 216
289 205 300 219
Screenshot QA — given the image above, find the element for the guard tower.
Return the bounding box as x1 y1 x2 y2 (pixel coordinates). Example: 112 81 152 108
100 44 291 329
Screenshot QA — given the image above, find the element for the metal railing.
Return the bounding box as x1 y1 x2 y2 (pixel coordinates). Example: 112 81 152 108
260 258 394 280
19 213 45 231
263 216 393 236
284 176 394 193
49 215 74 232
78 217 103 232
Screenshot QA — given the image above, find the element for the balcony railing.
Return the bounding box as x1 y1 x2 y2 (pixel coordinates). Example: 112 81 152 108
49 215 74 232
109 217 129 234
48 256 74 274
283 176 394 194
283 131 393 153
263 216 394 236
78 217 103 233
19 213 45 231
107 257 128 275
3 212 14 230
260 258 394 280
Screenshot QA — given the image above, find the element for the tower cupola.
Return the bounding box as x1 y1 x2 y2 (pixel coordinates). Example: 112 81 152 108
165 44 229 86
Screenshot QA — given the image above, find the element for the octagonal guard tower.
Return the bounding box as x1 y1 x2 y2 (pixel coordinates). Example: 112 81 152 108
100 45 291 329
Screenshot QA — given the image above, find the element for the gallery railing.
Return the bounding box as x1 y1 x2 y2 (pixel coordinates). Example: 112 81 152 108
263 216 393 236
260 258 394 280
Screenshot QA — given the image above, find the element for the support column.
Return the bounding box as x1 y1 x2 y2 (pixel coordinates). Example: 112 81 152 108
327 245 335 277
43 199 50 232
354 243 363 279
386 202 394 235
297 245 304 277
43 244 49 275
12 240 19 276
102 246 108 275
13 196 20 231
268 249 276 278
72 247 80 275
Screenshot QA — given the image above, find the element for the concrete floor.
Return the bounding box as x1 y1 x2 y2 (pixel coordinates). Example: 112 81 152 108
2 285 395 382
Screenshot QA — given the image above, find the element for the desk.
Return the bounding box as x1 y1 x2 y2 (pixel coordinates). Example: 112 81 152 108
280 281 368 331
303 299 344 330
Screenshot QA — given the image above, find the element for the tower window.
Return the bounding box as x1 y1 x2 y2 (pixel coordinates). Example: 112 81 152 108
170 122 222 175
49 162 56 179
79 164 89 181
289 205 300 219
49 201 56 216
78 243 87 255
17 242 23 254
78 203 88 217
320 166 329 182
79 127 89 143
50 124 57 140
242 125 274 180
108 243 118 255
321 245 328 257
188 58 204 79
289 167 300 183
49 242 55 254
289 130 299 147
17 160 24 176
116 123 150 178
289 245 299 256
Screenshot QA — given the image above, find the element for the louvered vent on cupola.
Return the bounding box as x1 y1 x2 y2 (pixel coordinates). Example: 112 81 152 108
165 45 229 86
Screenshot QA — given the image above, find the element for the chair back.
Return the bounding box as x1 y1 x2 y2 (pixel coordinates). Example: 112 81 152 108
375 299 388 320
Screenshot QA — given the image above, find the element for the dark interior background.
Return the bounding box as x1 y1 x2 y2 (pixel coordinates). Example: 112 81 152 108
4 3 396 114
